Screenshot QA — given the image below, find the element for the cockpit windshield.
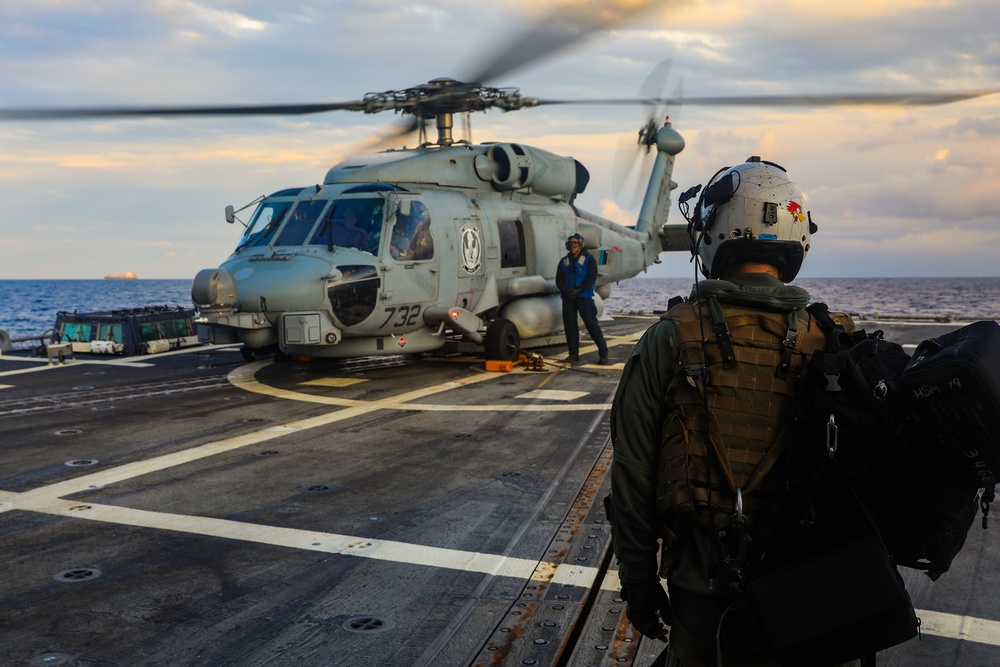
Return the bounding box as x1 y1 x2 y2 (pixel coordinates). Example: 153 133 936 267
237 200 293 249
308 198 384 254
275 199 330 247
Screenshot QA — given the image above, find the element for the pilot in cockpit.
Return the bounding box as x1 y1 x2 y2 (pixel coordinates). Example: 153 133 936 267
330 207 369 249
390 202 431 260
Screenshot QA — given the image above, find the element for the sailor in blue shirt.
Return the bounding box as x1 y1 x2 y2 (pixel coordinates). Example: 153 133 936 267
556 233 609 364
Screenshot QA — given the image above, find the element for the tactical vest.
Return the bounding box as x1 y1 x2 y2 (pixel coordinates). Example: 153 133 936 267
657 295 846 526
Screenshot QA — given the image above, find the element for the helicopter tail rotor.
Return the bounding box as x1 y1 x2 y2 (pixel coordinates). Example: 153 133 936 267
613 59 675 210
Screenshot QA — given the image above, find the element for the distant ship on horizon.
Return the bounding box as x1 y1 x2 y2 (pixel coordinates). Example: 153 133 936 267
104 272 139 280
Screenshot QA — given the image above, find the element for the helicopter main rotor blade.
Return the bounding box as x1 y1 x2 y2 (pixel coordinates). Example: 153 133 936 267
659 90 999 107
465 0 657 85
0 100 369 122
531 90 997 108
356 116 423 153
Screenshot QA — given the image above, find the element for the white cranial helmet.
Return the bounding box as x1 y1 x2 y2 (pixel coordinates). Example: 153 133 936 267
687 157 817 281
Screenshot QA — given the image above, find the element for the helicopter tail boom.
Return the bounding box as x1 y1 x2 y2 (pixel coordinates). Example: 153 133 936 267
635 122 685 236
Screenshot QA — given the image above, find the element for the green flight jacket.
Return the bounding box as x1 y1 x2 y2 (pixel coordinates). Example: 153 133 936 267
608 272 842 590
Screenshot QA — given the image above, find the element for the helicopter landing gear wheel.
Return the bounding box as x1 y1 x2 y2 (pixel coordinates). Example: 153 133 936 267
240 346 255 362
485 318 520 362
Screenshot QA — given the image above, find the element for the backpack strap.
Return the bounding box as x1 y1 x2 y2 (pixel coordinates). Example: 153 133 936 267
776 309 802 379
806 302 837 332
669 301 709 386
708 296 737 369
807 302 850 391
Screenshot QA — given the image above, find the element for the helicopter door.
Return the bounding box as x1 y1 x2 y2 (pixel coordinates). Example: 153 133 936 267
522 213 564 277
380 199 439 320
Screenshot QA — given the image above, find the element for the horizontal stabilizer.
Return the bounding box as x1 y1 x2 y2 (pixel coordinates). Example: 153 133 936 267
659 223 691 253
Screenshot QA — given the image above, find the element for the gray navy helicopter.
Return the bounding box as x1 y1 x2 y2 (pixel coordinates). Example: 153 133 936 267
2 11 993 362
192 82 691 362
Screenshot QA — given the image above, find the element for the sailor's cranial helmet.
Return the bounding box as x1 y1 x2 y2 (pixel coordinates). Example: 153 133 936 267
688 156 818 281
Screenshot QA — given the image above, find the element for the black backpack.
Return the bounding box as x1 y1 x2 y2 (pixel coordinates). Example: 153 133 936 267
736 303 922 665
786 303 983 581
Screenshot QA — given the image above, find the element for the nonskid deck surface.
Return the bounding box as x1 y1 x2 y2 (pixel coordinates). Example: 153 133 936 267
0 317 997 666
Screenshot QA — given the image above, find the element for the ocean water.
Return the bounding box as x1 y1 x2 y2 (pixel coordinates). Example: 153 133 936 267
0 279 192 344
2 277 999 346
605 277 1000 321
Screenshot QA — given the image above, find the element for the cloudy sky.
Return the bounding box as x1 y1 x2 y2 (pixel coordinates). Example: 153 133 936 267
0 0 997 280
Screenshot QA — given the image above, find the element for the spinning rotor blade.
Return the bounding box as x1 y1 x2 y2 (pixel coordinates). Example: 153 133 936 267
531 89 997 108
612 59 673 209
356 116 425 153
655 90 999 108
0 0 655 148
466 0 658 85
0 100 369 122
5 89 990 124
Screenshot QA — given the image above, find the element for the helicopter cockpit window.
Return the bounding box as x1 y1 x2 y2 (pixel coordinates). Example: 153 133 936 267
309 198 384 255
238 201 293 249
275 199 330 246
498 219 526 268
389 200 434 262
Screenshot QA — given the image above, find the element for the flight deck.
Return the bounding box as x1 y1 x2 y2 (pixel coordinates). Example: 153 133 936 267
1 315 998 666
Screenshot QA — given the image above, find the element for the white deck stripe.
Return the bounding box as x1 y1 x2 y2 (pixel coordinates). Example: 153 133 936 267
4 487 995 647
917 609 1000 646
0 343 242 377
5 341 997 648
0 489 599 589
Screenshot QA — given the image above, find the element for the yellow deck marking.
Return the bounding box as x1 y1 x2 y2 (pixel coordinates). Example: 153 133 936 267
402 402 612 412
581 362 626 370
231 361 611 411
516 389 589 402
229 362 366 406
300 377 369 388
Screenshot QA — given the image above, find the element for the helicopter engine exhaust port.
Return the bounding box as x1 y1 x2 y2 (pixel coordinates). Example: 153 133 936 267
474 143 588 200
